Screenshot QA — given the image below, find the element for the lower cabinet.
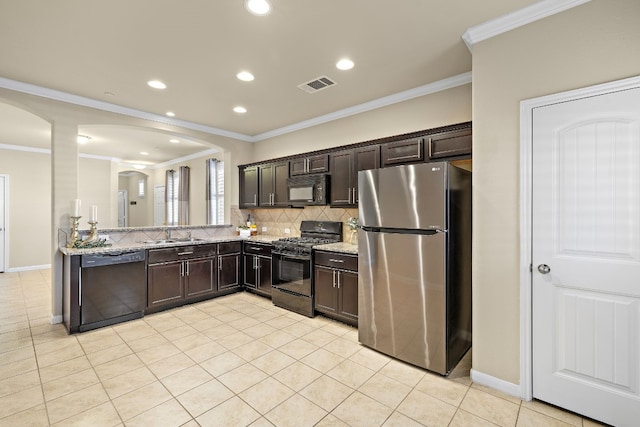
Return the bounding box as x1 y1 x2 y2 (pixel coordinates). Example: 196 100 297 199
313 251 358 326
243 242 273 297
147 243 238 313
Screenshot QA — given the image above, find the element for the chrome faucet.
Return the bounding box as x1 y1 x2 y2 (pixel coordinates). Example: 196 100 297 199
164 228 171 240
187 230 192 239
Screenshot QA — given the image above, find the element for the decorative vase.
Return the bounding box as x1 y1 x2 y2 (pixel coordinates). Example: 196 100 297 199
349 229 357 244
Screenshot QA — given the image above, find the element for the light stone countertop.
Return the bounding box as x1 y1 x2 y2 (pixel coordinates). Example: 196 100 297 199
314 242 359 255
60 234 281 256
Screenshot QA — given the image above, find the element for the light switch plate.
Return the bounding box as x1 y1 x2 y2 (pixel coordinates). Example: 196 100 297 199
284 228 291 234
262 227 267 232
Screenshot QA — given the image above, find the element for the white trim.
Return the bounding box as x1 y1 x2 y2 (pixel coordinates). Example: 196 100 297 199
519 74 640 402
470 369 522 398
0 143 50 154
80 153 121 162
0 175 7 273
0 77 254 142
0 73 471 143
253 72 472 141
151 148 220 169
462 0 592 51
50 314 63 324
6 263 52 272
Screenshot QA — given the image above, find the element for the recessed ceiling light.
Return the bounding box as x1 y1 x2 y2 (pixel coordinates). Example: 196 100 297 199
237 71 255 82
140 151 149 156
245 0 271 16
233 106 247 114
77 135 91 144
147 80 167 89
336 58 355 71
166 111 176 117
169 138 180 143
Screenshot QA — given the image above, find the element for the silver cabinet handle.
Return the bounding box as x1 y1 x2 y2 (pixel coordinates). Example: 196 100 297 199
185 262 189 276
537 264 551 274
337 271 341 289
218 256 223 271
249 246 263 251
254 194 257 205
178 251 194 256
332 270 337 288
352 187 357 204
329 258 344 263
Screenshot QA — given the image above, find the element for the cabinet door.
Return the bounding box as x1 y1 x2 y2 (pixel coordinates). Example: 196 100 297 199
381 137 424 167
314 266 338 315
307 154 329 174
289 158 308 176
240 166 259 208
330 150 354 206
148 262 183 309
218 253 240 290
257 256 272 295
427 128 472 160
354 145 380 174
243 254 257 288
272 162 289 207
338 270 358 324
258 165 274 207
185 258 215 298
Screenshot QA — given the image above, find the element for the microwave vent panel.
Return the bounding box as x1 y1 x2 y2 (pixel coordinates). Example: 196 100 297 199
298 76 337 94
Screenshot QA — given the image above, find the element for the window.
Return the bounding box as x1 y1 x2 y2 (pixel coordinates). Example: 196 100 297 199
206 158 224 225
138 178 145 198
165 167 190 225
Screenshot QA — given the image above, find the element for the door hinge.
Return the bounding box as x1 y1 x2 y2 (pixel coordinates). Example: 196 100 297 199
529 263 533 273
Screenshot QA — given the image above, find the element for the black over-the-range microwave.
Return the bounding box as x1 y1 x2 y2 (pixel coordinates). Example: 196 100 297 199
287 174 329 206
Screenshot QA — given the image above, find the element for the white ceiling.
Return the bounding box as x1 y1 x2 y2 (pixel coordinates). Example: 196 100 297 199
0 0 539 165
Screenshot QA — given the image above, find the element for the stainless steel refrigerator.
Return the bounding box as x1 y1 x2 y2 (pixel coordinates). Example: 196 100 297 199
358 161 471 375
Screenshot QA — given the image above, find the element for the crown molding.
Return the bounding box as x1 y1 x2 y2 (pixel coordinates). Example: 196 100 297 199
462 0 592 51
252 72 472 141
152 148 220 170
0 72 472 144
0 77 254 142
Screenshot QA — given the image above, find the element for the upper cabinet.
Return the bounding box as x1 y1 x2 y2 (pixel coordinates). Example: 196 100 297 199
330 145 380 207
426 128 472 160
381 137 424 167
258 162 289 207
239 166 259 208
239 121 471 209
290 154 329 176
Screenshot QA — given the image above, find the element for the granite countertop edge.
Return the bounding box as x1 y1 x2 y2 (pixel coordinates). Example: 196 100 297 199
313 242 359 255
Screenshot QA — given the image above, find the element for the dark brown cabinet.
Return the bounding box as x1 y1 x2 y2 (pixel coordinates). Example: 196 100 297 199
218 242 241 291
426 128 472 160
381 137 424 167
146 244 218 312
259 162 289 207
330 145 380 207
239 166 259 208
313 251 358 326
290 154 329 176
243 242 273 297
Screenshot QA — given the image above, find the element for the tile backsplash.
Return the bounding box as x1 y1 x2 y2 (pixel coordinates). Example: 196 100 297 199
232 205 358 242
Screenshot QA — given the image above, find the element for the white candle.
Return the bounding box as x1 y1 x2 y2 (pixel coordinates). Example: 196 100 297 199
71 199 81 217
90 205 98 222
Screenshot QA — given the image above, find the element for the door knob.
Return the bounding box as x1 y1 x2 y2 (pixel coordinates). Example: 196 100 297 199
537 264 551 274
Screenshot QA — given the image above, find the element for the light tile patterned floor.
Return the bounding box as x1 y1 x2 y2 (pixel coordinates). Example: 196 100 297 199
0 269 606 426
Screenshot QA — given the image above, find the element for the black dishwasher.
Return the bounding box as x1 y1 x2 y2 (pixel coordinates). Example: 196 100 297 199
80 250 146 332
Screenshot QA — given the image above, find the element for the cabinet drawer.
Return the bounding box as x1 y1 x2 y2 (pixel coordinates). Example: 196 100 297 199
148 244 217 263
381 137 424 166
427 129 472 159
244 242 273 256
314 251 357 271
218 241 241 255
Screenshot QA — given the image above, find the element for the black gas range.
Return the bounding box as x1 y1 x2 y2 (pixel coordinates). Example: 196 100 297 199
271 221 342 317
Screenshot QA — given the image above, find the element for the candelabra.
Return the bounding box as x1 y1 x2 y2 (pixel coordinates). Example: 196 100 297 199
84 221 99 245
67 216 81 248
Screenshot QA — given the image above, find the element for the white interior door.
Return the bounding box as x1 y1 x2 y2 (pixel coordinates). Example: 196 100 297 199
0 175 6 272
532 87 640 426
117 190 128 228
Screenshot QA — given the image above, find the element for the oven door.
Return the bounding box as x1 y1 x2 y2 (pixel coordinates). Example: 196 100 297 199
271 252 311 296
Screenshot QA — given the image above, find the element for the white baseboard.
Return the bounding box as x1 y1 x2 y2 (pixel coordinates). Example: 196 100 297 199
470 369 525 400
6 264 51 272
50 315 63 324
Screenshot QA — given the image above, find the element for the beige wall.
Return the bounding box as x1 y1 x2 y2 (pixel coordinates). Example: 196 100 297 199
472 0 640 384
79 157 114 228
253 84 472 162
0 149 51 269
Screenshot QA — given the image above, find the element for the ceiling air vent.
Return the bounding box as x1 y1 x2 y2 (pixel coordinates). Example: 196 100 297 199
298 76 337 94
